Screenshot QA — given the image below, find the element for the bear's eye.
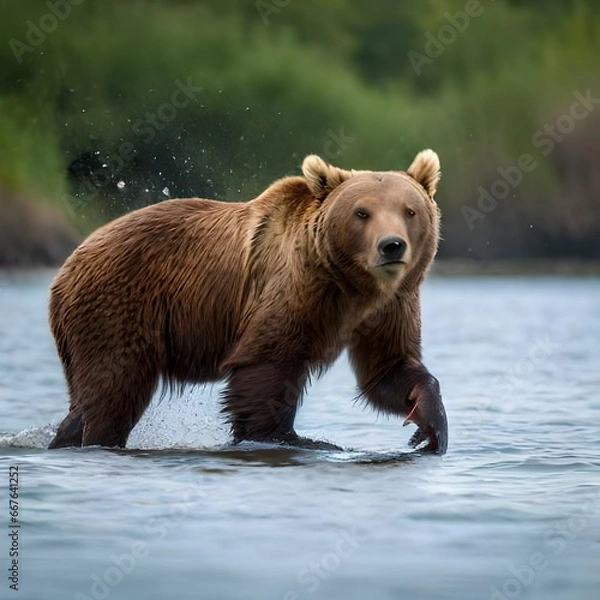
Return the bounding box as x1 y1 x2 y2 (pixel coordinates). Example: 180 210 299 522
406 208 416 218
355 210 370 220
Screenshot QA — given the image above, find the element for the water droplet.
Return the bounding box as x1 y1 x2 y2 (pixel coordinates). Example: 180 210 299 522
117 181 126 189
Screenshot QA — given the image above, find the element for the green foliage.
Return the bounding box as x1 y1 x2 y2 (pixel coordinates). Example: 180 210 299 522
1 0 599 256
0 95 65 202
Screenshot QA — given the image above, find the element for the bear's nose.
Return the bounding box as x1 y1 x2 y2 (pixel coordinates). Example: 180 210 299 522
377 236 407 262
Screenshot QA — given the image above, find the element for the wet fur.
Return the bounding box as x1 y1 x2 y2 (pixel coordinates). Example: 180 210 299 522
49 152 441 449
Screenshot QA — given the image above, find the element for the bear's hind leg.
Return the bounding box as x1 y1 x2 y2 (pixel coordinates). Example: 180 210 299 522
48 409 84 449
79 371 158 448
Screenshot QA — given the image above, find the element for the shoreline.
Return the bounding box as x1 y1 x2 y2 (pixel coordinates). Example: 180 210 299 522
430 259 600 277
3 259 600 278
0 188 80 269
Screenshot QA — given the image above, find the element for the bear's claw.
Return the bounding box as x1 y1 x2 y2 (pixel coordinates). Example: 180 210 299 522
403 377 448 455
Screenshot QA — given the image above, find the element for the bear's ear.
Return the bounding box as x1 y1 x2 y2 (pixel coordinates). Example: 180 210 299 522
302 155 352 201
406 149 441 198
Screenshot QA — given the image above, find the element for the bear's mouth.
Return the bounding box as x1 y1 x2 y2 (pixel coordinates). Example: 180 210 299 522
375 259 407 275
374 260 406 281
378 259 405 266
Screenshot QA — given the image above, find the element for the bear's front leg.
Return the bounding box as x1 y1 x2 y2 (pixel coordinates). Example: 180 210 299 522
349 289 448 454
362 359 448 454
222 360 307 444
222 361 342 450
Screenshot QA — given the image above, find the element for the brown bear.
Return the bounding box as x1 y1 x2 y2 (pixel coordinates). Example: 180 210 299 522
48 150 448 453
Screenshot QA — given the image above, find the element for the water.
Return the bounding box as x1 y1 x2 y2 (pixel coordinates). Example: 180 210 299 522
1 270 599 600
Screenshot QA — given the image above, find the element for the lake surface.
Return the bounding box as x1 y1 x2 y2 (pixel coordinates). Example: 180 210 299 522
0 270 599 600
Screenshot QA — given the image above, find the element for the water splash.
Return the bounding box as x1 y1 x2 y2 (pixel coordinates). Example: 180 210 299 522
1 387 229 451
0 424 56 449
127 385 229 450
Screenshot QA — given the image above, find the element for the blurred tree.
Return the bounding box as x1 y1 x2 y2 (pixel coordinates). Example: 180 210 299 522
0 0 599 259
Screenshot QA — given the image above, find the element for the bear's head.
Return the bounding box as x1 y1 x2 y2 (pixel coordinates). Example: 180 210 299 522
303 150 441 293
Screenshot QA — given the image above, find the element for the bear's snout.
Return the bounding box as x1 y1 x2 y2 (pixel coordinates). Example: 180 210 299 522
376 235 407 265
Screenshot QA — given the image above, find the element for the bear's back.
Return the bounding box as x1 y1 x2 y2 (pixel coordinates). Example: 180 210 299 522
50 198 255 382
